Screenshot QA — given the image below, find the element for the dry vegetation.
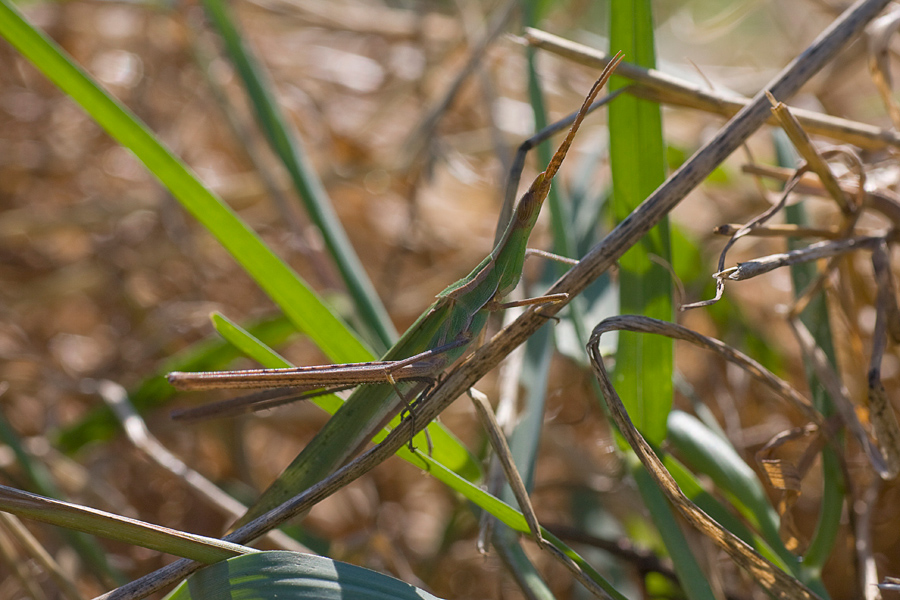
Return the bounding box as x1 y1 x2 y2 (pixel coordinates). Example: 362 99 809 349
2 0 900 598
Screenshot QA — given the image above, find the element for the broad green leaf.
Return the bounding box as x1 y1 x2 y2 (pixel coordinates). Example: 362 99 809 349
167 551 444 600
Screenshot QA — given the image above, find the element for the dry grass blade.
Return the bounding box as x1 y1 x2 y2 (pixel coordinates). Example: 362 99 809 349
872 241 900 344
754 425 825 550
766 92 853 214
0 512 84 600
587 316 821 600
866 242 900 478
867 8 900 128
0 524 47 600
93 380 306 551
854 479 883 600
716 235 884 281
466 389 615 599
788 318 893 478
522 28 900 151
598 316 827 423
713 223 845 239
689 106 869 310
0 485 253 564
466 389 542 545
399 0 516 170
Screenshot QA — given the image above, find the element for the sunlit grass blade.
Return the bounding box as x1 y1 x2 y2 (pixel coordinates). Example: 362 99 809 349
201 0 396 352
607 2 707 598
0 0 373 369
609 0 672 446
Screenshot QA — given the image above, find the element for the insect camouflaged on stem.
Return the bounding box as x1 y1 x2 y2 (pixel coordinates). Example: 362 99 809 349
169 53 625 528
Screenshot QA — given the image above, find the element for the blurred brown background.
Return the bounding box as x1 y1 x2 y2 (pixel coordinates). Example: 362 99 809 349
2 0 899 598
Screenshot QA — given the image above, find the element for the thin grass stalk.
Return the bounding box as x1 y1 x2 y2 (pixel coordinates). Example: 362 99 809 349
201 0 397 351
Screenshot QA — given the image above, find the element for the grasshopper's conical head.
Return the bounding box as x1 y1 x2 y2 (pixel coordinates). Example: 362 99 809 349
493 53 624 297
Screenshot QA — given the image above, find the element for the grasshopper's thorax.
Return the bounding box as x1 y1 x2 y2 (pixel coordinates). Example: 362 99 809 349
492 172 550 299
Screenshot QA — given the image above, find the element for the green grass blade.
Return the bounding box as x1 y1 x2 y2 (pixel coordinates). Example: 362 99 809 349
609 0 672 445
211 312 294 368
631 458 717 600
491 529 556 600
201 0 396 352
0 0 373 368
608 3 701 597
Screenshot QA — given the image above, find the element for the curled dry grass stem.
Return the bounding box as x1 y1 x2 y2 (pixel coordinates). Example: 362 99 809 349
587 316 821 600
688 98 875 312
682 168 807 309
